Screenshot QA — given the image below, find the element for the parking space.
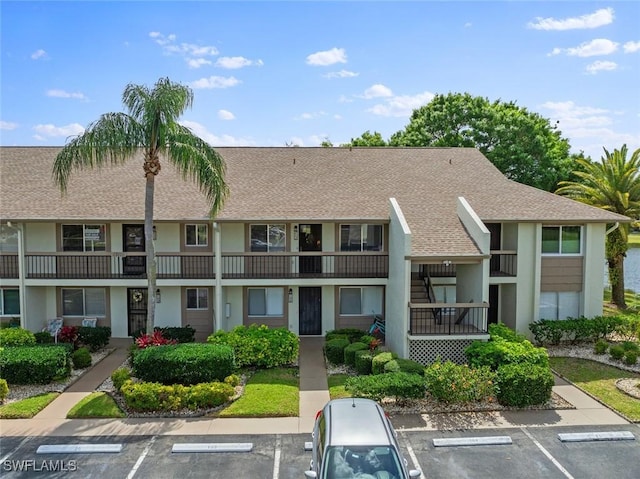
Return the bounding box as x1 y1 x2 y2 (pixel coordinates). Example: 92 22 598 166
0 427 637 478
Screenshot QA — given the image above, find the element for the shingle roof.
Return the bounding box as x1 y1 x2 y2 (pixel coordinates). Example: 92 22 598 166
0 146 628 257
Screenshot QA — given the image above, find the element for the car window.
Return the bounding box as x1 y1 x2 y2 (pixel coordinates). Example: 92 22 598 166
323 446 402 479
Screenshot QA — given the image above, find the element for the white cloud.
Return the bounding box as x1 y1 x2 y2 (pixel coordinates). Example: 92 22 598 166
367 91 434 117
548 38 618 57
0 121 18 130
295 111 327 121
623 41 640 53
149 31 219 68
189 76 241 89
306 47 347 66
528 7 614 31
362 84 393 99
215 56 263 69
33 123 85 139
187 58 212 69
31 49 47 60
464 22 472 28
338 95 353 103
46 89 88 100
323 70 359 79
333 114 342 120
285 136 305 147
180 120 254 146
218 109 235 120
585 60 618 74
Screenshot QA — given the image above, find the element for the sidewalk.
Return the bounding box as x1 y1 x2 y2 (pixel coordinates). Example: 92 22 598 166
0 338 630 437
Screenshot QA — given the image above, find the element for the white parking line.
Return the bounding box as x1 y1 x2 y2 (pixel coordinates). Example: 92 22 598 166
127 435 157 479
521 428 574 479
400 430 424 477
272 435 282 479
0 436 32 464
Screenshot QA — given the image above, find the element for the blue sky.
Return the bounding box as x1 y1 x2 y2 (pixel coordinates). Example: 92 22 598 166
1 1 639 160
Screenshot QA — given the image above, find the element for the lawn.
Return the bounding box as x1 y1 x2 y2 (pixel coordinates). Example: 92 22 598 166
0 392 59 419
549 357 640 422
67 392 125 419
628 233 640 247
603 289 640 316
328 374 351 399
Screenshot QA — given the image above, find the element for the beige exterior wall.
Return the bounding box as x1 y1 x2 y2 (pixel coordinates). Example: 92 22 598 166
514 223 540 336
583 223 606 318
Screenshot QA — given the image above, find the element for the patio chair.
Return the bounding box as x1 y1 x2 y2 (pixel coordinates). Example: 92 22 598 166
454 300 472 325
43 317 63 343
82 317 97 327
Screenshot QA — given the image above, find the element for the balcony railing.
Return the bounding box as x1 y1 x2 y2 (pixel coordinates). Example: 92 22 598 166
3 252 389 280
422 251 517 278
409 302 489 335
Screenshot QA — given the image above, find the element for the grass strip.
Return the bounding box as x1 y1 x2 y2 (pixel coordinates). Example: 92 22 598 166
0 392 59 419
328 374 351 400
67 392 125 419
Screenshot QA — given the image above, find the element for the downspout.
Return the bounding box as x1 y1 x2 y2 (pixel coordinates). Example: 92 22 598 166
214 221 222 333
605 222 620 236
6 222 26 328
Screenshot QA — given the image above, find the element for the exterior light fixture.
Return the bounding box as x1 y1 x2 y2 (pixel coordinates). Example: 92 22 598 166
153 225 157 240
293 225 299 240
442 260 452 267
288 288 293 303
155 288 161 303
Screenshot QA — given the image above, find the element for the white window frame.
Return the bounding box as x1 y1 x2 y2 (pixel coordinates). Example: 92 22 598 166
541 226 582 256
186 288 209 310
61 288 106 317
247 287 284 316
0 288 20 316
62 224 106 252
339 286 384 316
250 224 286 252
539 291 581 320
185 224 208 247
339 224 383 252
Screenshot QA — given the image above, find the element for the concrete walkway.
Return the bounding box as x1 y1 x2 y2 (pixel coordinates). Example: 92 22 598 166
0 338 631 437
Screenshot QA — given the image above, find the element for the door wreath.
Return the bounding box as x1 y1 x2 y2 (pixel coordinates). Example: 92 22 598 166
132 291 143 302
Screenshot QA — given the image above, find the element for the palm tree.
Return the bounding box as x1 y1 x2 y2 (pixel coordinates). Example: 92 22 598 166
53 77 228 333
556 145 640 309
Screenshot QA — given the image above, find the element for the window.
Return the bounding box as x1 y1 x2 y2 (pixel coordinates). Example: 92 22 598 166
539 292 580 320
0 225 18 253
62 224 106 252
339 286 383 315
0 289 20 315
247 287 284 316
62 288 106 316
186 288 209 309
250 224 286 252
340 224 383 251
542 226 581 255
186 224 208 246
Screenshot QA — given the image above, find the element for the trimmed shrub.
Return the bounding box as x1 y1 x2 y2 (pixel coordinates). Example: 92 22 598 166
0 328 36 347
383 358 425 376
424 360 496 404
0 378 8 402
609 345 625 360
120 380 234 412
354 350 376 375
344 342 369 366
34 332 54 344
111 368 131 391
78 326 111 352
371 352 398 374
621 341 640 353
594 339 609 355
495 363 554 407
345 372 426 402
489 323 525 342
325 328 366 343
0 345 70 384
623 351 638 365
592 315 624 340
72 347 92 369
183 382 235 410
132 343 235 385
207 324 298 368
135 330 177 349
325 338 350 365
466 337 549 371
156 325 196 343
224 374 241 387
359 335 377 347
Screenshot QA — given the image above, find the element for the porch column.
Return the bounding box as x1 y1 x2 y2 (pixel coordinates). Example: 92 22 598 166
214 222 222 333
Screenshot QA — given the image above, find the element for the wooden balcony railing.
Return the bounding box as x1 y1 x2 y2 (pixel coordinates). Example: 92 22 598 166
2 252 389 280
409 302 489 335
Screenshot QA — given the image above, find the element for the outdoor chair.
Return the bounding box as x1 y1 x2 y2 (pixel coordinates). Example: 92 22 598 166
43 317 63 343
82 317 97 327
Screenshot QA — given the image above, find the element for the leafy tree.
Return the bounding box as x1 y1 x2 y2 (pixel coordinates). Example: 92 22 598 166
556 145 640 309
344 130 387 147
53 77 228 333
388 92 574 191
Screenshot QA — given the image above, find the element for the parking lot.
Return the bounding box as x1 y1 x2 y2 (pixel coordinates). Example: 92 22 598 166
1 425 638 478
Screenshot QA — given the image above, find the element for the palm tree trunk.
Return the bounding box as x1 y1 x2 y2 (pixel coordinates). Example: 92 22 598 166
606 228 627 310
145 173 157 334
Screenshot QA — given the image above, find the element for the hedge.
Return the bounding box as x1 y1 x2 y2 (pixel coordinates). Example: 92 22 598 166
465 337 549 371
325 328 367 343
529 315 638 346
325 338 350 365
383 358 425 375
0 328 36 347
495 363 554 407
0 345 70 384
371 352 398 374
78 326 111 351
424 360 496 404
354 350 376 375
344 342 369 366
345 372 426 401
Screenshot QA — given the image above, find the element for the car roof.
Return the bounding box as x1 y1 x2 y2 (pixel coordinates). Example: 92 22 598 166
324 399 394 447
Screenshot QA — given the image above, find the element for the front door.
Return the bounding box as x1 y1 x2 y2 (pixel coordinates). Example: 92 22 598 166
488 285 499 325
299 224 322 275
123 224 146 275
487 223 501 273
299 287 322 335
127 288 147 336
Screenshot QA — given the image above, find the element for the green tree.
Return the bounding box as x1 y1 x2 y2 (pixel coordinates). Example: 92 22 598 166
388 92 574 191
344 130 387 147
556 145 640 309
53 77 228 333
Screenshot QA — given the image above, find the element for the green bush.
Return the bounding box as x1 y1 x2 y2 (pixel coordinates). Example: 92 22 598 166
78 326 111 352
424 360 496 403
359 335 377 348
207 324 298 368
344 342 369 366
325 328 366 343
345 372 426 402
354 350 376 375
72 347 92 369
495 363 554 407
621 341 640 353
120 379 234 412
609 345 625 360
224 374 241 387
383 358 425 376
0 378 8 402
615 316 640 342
489 323 525 342
133 343 235 385
594 339 609 355
529 315 632 345
371 352 398 374
34 332 54 344
465 337 549 371
623 351 638 365
324 338 350 365
183 382 235 410
0 328 36 347
111 368 131 391
592 315 624 340
156 325 196 343
0 345 70 384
